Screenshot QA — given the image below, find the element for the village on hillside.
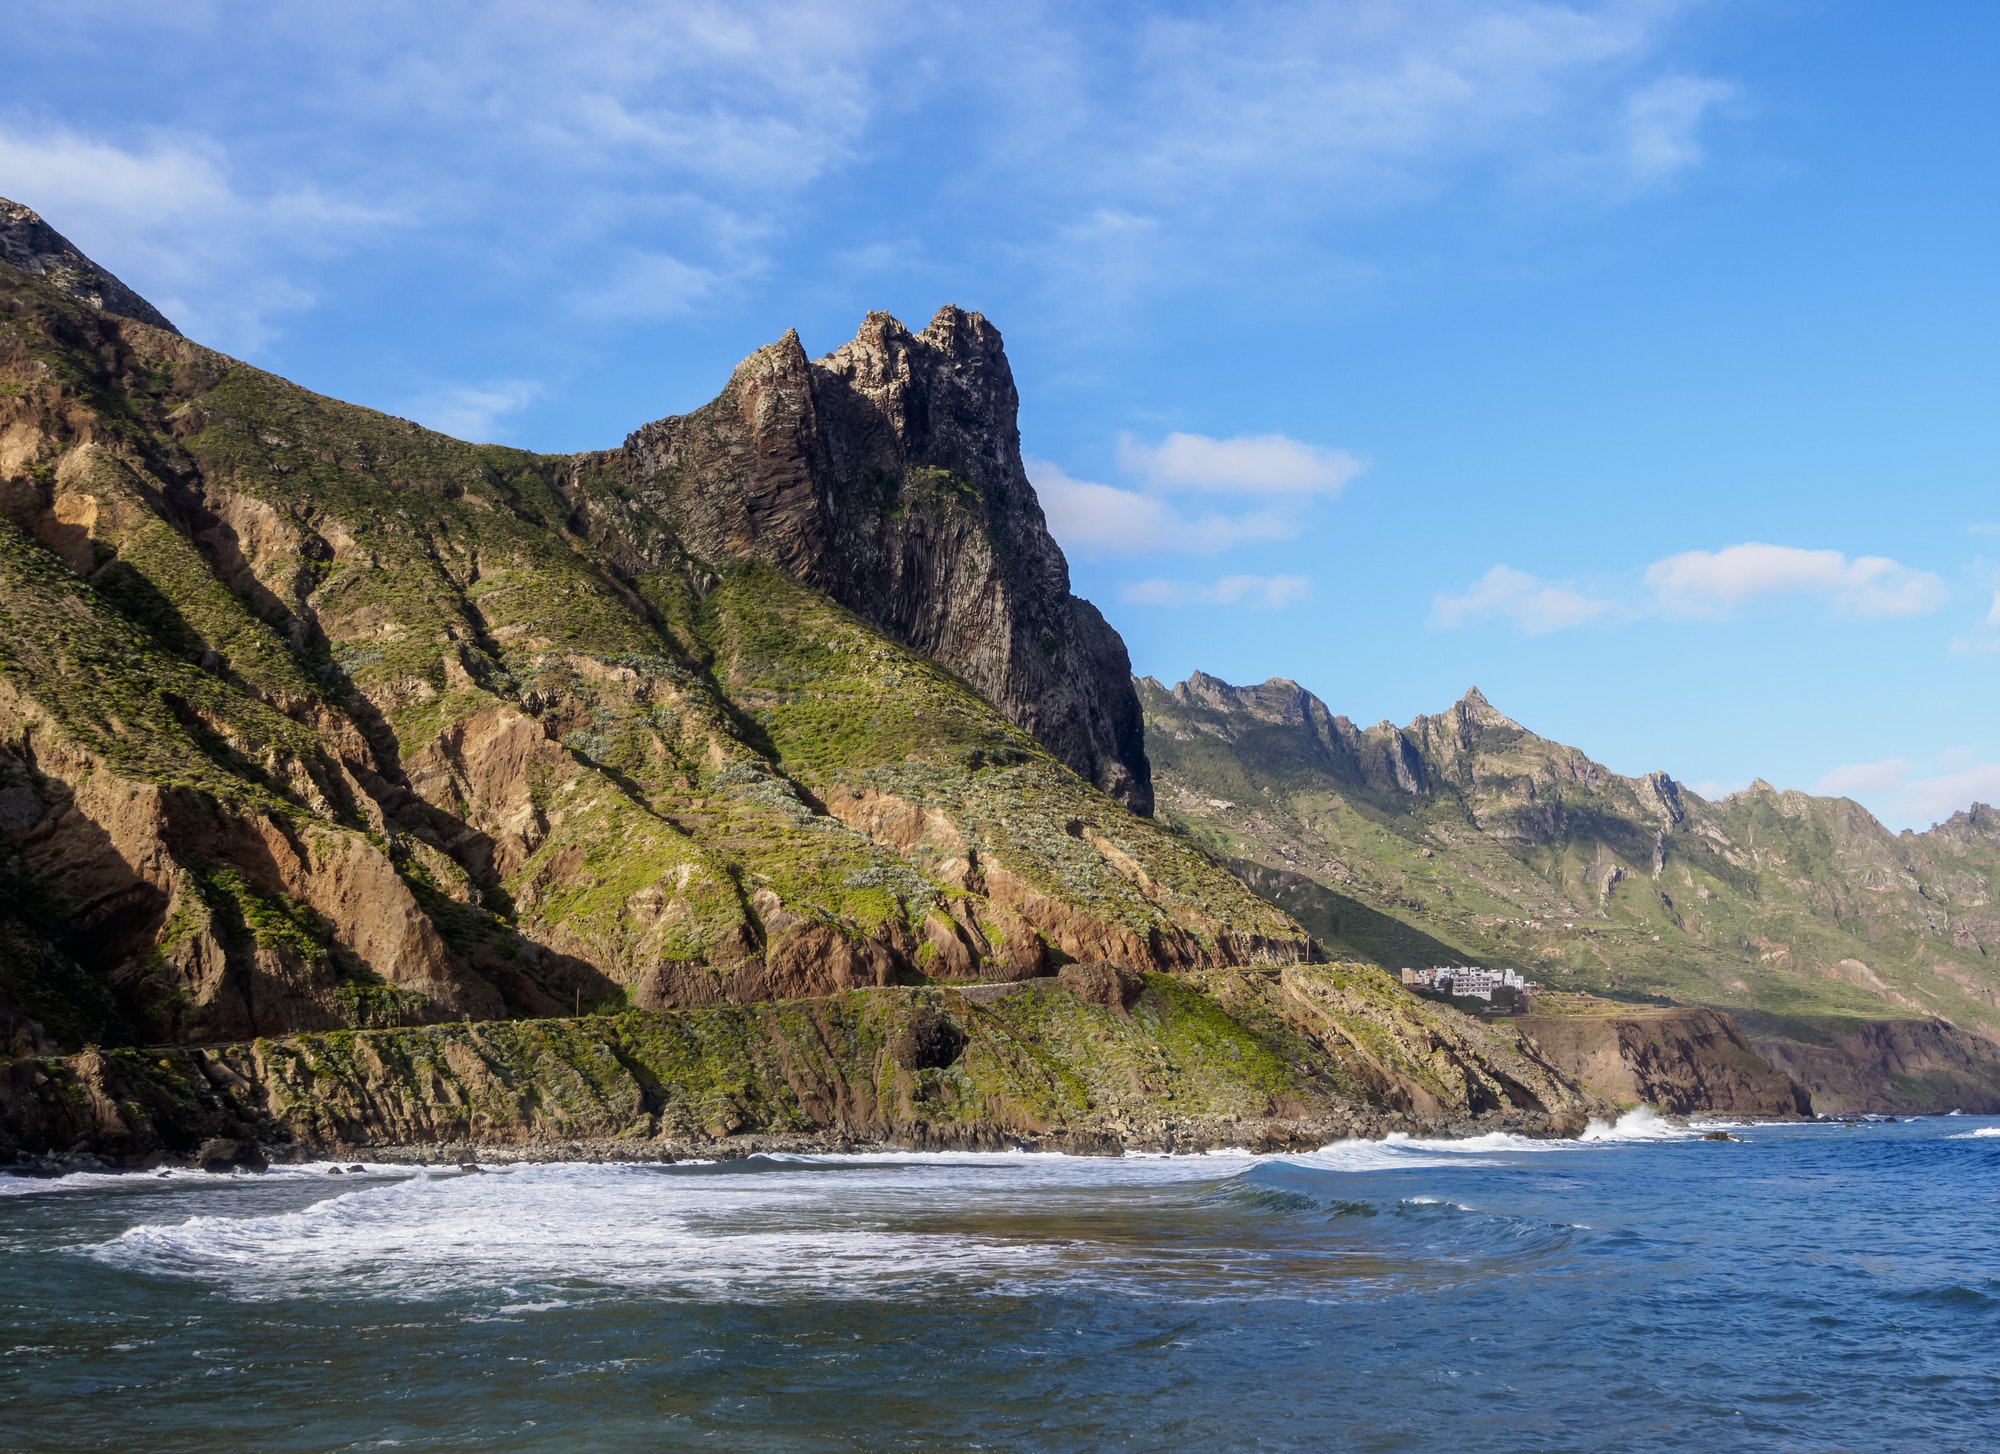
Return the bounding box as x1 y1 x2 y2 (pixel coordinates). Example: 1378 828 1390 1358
1400 966 1532 1013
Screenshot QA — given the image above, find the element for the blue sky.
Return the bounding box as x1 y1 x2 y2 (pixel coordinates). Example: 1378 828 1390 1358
7 2 1997 829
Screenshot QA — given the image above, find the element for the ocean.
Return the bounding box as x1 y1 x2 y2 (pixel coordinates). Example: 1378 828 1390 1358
3 1112 1997 1451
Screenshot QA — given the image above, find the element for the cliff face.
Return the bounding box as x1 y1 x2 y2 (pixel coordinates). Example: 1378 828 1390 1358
578 309 1153 814
0 214 1290 1060
1141 671 2000 1111
1742 1015 2000 1115
1516 1008 1811 1118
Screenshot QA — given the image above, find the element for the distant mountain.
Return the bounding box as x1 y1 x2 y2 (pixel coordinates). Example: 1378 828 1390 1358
1140 672 2000 1112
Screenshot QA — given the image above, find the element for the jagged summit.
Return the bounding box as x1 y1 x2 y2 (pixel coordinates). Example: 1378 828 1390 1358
0 197 179 334
588 304 1154 814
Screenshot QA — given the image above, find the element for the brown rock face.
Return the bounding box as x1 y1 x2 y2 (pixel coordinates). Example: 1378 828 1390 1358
1746 1017 2000 1114
1516 1009 1812 1118
585 307 1153 814
1058 960 1145 1016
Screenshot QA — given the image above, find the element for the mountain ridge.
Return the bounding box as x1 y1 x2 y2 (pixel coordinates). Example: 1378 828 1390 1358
1142 671 2000 1112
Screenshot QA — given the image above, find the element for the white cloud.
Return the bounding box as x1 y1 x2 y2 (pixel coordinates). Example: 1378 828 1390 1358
1430 565 1612 633
569 249 726 320
1645 543 1947 621
405 379 547 442
1028 443 1355 558
1807 756 2000 830
1888 765 2000 829
1028 459 1300 555
1690 779 1747 801
1621 76 1735 183
1816 759 1911 797
0 124 389 352
1120 574 1311 608
1115 432 1362 497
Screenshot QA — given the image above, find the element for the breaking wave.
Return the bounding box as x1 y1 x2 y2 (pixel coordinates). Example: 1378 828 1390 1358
1581 1106 1692 1142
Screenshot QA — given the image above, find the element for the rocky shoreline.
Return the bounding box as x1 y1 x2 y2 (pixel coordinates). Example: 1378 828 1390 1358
5 1098 1851 1180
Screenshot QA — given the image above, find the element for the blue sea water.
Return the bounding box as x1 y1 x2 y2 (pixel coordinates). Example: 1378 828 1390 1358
2 1112 1997 1451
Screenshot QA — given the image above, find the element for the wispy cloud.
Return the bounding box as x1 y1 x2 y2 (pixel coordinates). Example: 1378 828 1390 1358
1115 432 1362 497
1120 574 1310 608
1815 759 1911 797
0 124 393 352
3 0 1736 354
1620 75 1736 184
1430 565 1613 633
1435 543 1949 635
404 379 547 442
1029 436 1359 558
1816 756 2000 829
1645 544 1946 621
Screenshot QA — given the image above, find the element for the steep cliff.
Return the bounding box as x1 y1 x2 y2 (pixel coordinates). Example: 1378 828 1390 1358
1141 671 2000 1111
575 309 1153 814
1740 1014 2000 1115
1514 1003 1811 1117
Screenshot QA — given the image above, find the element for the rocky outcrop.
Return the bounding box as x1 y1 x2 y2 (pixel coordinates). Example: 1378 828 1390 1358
1742 1016 2000 1114
583 309 1153 814
0 197 178 333
1 213 1298 1057
1517 1009 1812 1117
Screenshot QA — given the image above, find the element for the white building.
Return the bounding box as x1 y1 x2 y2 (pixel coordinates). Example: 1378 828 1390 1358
1399 966 1528 1002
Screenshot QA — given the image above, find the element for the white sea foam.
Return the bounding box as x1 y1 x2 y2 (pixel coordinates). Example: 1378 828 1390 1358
1580 1106 1692 1142
83 1156 1240 1303
0 1162 404 1197
1948 1126 2000 1140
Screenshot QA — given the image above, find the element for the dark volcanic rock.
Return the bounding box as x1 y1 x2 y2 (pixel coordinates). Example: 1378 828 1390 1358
195 1136 267 1173
892 1005 967 1070
0 197 179 333
587 307 1153 813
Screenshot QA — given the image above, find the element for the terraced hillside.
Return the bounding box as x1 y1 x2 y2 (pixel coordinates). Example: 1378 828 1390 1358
1142 672 2000 1112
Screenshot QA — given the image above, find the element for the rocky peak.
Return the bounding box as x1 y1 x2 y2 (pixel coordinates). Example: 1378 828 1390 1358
588 307 1153 814
1637 770 1687 827
1443 685 1519 733
0 197 179 334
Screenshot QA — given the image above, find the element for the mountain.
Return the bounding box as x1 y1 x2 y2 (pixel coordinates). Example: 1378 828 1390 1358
0 201 1815 1162
579 309 1154 815
1140 672 2000 1111
0 197 1298 1063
